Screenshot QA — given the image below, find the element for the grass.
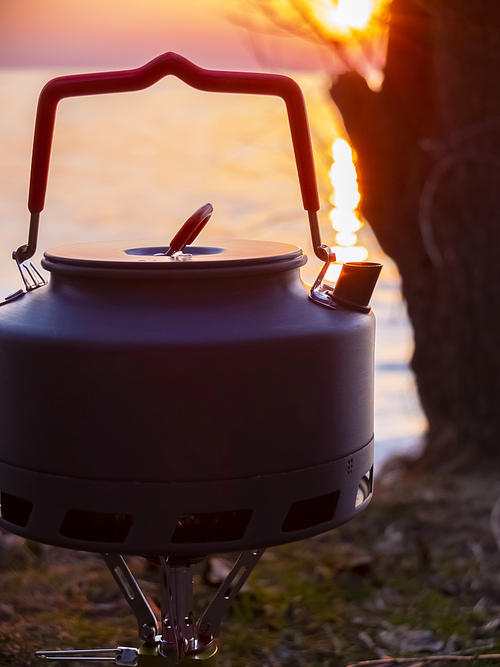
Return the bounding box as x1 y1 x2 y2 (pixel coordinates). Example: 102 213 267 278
1 472 500 666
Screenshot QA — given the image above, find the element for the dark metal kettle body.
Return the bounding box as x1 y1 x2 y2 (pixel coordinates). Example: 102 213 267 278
0 54 381 556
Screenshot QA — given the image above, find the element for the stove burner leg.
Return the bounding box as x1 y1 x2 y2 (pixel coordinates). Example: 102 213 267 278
35 549 264 666
103 554 160 643
197 549 264 645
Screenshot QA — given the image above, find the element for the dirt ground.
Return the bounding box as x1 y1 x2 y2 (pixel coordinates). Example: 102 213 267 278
1 469 500 667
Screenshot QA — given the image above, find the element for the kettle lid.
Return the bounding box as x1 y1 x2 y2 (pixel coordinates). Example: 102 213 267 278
41 239 306 279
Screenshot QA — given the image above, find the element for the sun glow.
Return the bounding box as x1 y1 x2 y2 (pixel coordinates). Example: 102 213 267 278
303 0 389 89
327 139 368 281
324 0 373 30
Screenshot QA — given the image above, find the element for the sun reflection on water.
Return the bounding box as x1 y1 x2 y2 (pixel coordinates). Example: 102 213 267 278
327 138 368 281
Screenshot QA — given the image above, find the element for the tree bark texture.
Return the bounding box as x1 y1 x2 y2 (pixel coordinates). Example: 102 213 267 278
330 0 500 472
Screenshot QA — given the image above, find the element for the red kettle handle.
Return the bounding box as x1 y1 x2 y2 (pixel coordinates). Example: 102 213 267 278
20 52 328 263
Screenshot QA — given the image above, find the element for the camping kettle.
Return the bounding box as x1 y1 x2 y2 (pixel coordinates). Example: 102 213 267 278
0 53 381 556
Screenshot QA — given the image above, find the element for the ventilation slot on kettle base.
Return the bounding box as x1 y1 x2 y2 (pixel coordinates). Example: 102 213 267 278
171 509 253 544
59 509 133 543
282 490 340 533
355 467 374 508
0 491 33 527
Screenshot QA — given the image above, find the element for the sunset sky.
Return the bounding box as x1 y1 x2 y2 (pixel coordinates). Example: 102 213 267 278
0 0 330 70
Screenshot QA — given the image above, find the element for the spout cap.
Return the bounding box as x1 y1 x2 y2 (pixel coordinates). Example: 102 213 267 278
332 261 382 312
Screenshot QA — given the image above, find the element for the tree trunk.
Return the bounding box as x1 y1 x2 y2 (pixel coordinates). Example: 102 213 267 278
330 0 500 472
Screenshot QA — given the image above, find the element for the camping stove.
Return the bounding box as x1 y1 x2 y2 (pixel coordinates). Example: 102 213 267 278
38 552 263 666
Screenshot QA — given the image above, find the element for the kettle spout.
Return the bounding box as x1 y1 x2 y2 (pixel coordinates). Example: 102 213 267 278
331 261 382 312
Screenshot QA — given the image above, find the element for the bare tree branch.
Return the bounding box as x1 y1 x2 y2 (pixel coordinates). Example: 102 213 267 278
230 0 390 74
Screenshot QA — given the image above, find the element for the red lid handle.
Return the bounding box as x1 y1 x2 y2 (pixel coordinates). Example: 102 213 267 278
28 52 319 215
167 203 213 255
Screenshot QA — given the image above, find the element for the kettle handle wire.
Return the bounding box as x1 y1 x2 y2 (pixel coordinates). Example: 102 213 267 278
16 52 333 264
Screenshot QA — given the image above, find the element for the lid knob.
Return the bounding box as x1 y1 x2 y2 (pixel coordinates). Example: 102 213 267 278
155 203 213 257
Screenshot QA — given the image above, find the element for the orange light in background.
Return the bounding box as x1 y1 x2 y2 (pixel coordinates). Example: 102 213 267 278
310 0 388 35
327 139 368 282
315 0 382 282
324 0 374 31
307 0 389 90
